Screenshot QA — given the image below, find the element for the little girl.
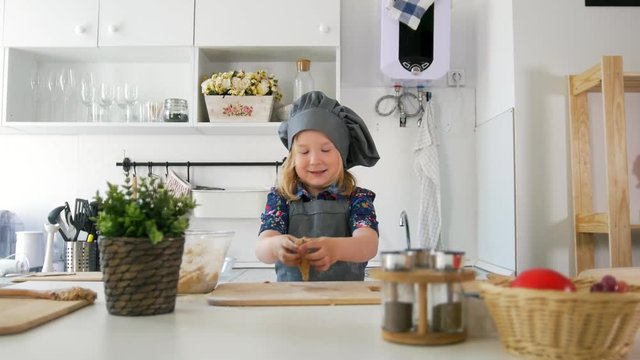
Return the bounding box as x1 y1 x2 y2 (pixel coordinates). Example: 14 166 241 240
256 91 380 281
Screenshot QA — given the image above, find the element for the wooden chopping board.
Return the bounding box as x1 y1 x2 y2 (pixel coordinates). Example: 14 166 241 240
11 272 103 283
208 281 382 306
0 298 92 335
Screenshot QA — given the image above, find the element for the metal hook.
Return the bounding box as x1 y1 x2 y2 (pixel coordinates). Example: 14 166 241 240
165 162 169 177
187 161 191 183
122 157 131 177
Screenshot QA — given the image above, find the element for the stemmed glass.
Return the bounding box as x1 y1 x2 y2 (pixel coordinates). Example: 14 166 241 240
98 83 114 122
80 73 96 122
115 85 128 122
59 68 76 121
124 84 138 122
30 70 42 120
47 72 58 122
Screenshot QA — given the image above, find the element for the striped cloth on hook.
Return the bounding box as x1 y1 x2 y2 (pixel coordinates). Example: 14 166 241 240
386 0 435 30
165 170 192 197
413 101 441 250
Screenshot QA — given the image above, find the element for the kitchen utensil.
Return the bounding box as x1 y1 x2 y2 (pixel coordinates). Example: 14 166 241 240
0 295 93 335
207 281 382 306
65 241 98 273
42 223 59 273
380 250 415 333
10 271 102 283
178 231 233 294
429 250 467 333
47 203 77 242
380 250 414 271
0 287 97 302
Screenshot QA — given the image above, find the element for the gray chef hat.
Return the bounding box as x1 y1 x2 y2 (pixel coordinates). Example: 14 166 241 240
278 91 380 169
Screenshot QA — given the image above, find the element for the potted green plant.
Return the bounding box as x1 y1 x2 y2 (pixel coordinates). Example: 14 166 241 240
94 176 196 316
201 69 282 123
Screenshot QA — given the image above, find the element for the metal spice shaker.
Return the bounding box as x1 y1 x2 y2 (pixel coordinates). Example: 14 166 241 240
380 250 415 333
428 250 466 333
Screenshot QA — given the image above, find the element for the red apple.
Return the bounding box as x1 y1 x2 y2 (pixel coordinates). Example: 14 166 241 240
511 268 576 292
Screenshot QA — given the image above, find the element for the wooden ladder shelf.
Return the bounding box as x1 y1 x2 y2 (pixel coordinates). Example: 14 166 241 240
568 55 640 274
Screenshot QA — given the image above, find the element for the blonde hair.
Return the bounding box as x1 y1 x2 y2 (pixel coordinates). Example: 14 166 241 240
277 146 356 201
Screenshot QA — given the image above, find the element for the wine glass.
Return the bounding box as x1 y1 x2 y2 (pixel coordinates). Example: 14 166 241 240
98 83 114 122
80 75 96 122
59 69 69 121
30 70 42 120
115 85 128 122
47 72 58 121
124 83 138 122
59 68 77 122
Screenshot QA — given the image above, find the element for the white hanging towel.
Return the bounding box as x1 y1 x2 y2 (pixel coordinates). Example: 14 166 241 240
413 102 441 249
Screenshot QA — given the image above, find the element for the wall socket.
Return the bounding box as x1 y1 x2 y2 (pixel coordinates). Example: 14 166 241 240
447 69 465 86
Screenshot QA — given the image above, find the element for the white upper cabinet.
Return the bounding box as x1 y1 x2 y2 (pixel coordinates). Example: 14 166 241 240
194 0 340 46
3 0 99 47
99 0 195 46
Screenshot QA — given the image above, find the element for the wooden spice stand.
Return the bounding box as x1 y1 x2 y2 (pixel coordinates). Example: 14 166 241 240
567 55 640 274
369 268 475 345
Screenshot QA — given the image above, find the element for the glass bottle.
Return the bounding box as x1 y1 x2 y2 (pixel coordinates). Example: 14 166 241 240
293 58 315 101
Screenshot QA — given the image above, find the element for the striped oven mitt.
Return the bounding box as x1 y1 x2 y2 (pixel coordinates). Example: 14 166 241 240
386 0 435 30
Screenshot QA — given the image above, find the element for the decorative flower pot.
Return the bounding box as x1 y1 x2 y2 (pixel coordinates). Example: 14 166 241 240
99 236 185 316
204 95 274 122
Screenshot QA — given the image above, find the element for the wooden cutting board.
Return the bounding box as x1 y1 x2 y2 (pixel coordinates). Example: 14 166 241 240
0 298 92 335
208 281 382 306
10 272 103 283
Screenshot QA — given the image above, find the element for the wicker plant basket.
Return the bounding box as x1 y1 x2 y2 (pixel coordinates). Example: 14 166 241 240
480 278 640 360
99 236 185 316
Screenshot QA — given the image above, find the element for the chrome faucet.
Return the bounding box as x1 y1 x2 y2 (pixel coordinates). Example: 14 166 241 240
399 210 411 249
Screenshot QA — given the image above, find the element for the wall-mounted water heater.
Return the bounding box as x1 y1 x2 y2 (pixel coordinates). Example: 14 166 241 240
380 0 451 83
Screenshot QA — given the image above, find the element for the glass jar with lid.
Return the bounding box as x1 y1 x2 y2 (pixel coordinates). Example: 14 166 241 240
380 250 415 333
162 98 189 122
428 250 466 333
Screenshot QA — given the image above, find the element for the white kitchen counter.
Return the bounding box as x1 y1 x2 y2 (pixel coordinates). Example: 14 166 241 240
1 279 640 360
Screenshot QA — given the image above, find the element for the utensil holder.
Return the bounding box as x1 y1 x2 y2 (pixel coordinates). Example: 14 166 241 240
65 241 99 272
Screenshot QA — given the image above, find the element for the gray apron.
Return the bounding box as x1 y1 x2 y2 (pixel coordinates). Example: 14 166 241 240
275 198 366 281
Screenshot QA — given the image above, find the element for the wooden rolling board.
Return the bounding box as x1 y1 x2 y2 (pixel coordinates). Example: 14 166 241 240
10 272 103 283
208 281 382 306
0 298 92 335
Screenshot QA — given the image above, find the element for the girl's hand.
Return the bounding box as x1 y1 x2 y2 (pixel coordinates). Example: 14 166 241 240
298 237 337 272
271 235 302 266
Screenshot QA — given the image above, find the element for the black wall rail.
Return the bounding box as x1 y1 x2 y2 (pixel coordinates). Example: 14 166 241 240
116 157 286 182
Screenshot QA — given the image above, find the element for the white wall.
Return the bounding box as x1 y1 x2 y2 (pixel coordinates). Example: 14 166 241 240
471 0 514 125
0 0 479 266
511 0 640 274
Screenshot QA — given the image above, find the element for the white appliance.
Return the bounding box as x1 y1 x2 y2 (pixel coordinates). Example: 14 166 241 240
380 0 451 84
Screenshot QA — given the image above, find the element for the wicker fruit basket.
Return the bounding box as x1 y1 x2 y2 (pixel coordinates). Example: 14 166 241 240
480 278 640 360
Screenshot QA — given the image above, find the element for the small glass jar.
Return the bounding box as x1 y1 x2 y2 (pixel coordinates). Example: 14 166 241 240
380 251 415 333
428 250 466 333
162 98 189 122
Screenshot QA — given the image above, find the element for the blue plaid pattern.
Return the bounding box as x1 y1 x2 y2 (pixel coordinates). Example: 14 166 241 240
386 0 435 30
